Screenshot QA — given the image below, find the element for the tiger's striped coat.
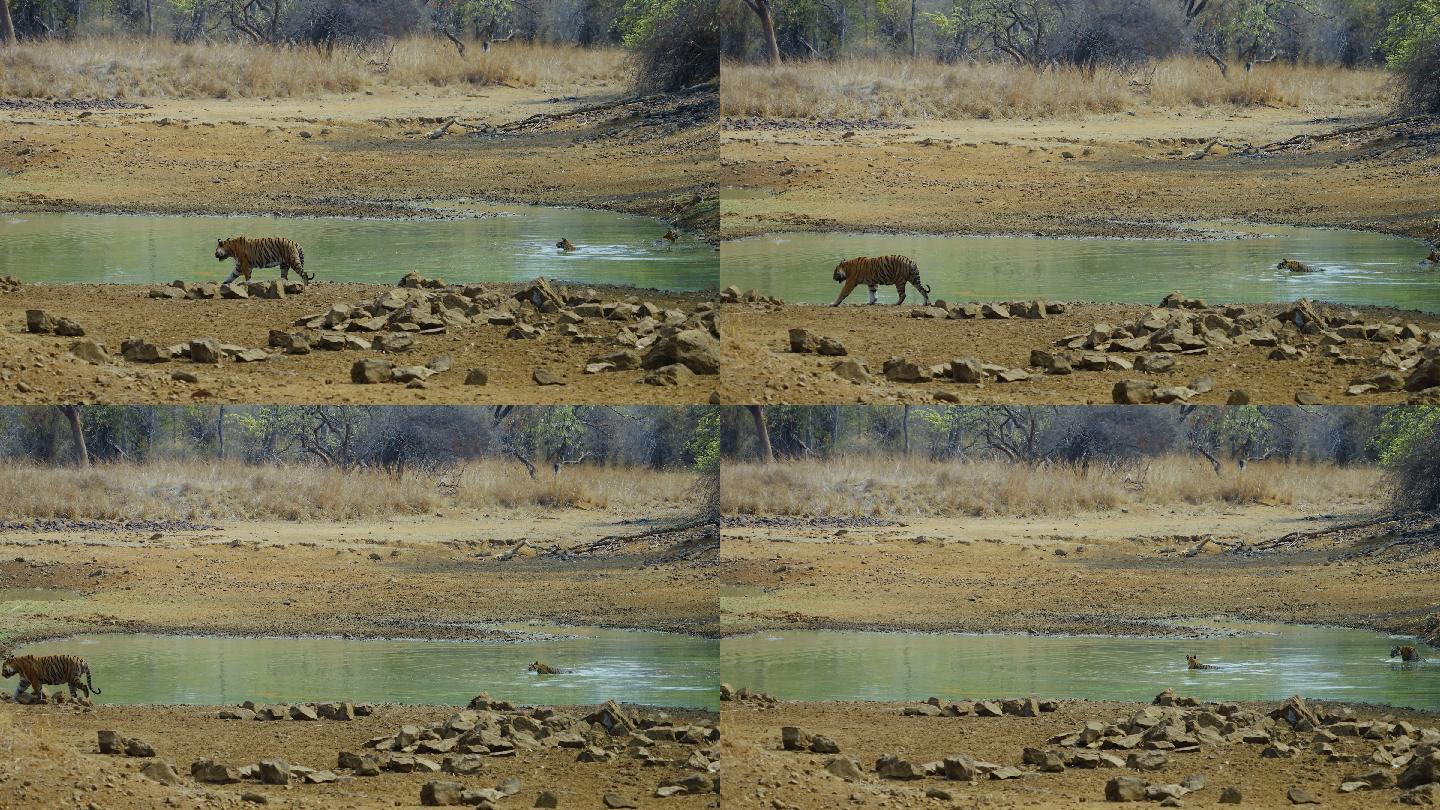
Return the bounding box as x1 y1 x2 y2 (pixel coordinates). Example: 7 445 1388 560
215 236 312 284
2 654 101 702
831 255 931 306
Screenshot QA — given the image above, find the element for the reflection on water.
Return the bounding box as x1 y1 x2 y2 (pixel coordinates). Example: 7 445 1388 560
721 623 1440 710
14 628 719 708
721 224 1440 312
0 209 716 290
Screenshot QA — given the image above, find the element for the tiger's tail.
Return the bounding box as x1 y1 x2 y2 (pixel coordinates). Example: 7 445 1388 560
296 244 313 282
83 661 100 695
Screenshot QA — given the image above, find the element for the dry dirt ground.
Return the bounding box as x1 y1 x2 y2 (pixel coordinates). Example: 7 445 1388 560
0 504 719 646
723 697 1440 809
720 299 1440 404
3 81 717 237
720 500 1440 639
0 700 718 810
720 105 1439 242
0 281 718 404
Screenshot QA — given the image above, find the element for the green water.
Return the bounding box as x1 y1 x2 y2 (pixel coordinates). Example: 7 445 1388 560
721 623 1440 711
722 224 1440 312
0 207 716 290
12 628 719 709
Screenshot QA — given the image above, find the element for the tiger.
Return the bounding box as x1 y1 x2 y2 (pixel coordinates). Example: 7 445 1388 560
830 255 931 307
528 660 565 675
215 236 312 284
1391 645 1426 663
2 654 101 702
1277 259 1317 273
662 229 679 244
556 238 576 252
1186 655 1216 670
1425 250 1439 267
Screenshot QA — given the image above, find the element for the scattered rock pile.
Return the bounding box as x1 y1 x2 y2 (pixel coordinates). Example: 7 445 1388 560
343 696 718 806
942 300 1066 320
900 695 1060 718
217 700 375 721
24 309 85 336
0 275 21 293
148 278 302 301
96 730 156 758
721 683 779 706
721 285 784 305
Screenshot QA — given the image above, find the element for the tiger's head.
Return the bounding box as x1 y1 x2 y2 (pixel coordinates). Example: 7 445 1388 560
1392 645 1411 658
833 258 863 284
1186 655 1200 668
1427 250 1439 264
1 657 17 679
215 237 240 262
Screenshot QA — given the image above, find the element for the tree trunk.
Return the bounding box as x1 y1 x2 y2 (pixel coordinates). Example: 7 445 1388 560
748 406 774 463
902 404 911 455
58 406 88 467
217 406 226 460
1 0 16 45
909 0 917 58
144 0 152 37
745 0 781 65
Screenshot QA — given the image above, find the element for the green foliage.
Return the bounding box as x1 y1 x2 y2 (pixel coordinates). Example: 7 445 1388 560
1371 407 1440 466
1383 0 1440 65
685 407 720 473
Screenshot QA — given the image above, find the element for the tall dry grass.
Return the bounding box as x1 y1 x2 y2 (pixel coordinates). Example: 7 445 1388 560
721 456 1381 518
0 459 694 522
0 37 627 99
720 56 1390 120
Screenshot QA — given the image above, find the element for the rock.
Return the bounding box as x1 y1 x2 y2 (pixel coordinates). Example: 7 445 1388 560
591 349 641 371
352 358 394 384
810 735 841 754
643 329 720 375
995 368 1030 383
781 726 812 751
1400 750 1440 788
139 761 181 785
789 328 818 353
534 791 560 808
943 754 978 781
1227 389 1251 405
258 758 291 785
1135 353 1175 373
1407 359 1440 392
1106 775 1150 802
949 357 984 383
883 358 928 383
121 339 171 363
1219 786 1243 804
149 286 187 300
1286 787 1320 804
602 794 638 809
1399 784 1440 805
831 358 871 384
1113 379 1156 404
124 739 156 757
189 337 224 364
1127 751 1168 771
825 757 865 781
1272 695 1320 731
51 316 84 336
220 282 249 299
217 708 256 721
528 368 564 386
1294 391 1323 405
422 780 467 806
875 755 924 779
233 348 268 363
70 339 108 364
464 368 488 385
375 333 415 353
98 730 125 755
192 759 241 783
290 703 319 721
817 336 847 356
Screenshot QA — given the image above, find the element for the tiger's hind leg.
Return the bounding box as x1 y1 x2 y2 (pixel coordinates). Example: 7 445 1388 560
894 282 906 305
867 285 879 305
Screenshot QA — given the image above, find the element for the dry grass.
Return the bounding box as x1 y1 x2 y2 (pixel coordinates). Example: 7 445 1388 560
0 459 695 522
0 37 627 99
721 456 1381 518
720 56 1390 120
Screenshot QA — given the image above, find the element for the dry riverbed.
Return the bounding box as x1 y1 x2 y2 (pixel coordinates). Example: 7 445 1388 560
720 502 1440 640
720 293 1440 405
0 698 718 809
1 277 718 405
722 692 1440 809
0 505 718 646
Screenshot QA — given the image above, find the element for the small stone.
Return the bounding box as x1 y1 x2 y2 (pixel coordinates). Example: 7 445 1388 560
533 368 565 386
1286 787 1320 804
139 761 180 785
1219 786 1243 804
464 369 488 385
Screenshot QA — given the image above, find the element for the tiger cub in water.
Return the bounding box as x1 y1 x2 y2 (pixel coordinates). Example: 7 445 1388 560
528 661 567 675
1392 645 1426 662
1186 655 1217 670
556 238 576 252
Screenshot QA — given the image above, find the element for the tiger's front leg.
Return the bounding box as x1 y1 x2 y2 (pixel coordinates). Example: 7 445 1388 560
894 282 906 305
831 279 859 306
13 680 25 701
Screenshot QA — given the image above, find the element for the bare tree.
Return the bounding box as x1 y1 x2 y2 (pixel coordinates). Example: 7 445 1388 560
1 0 15 44
742 0 782 64
57 405 88 467
748 406 775 463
